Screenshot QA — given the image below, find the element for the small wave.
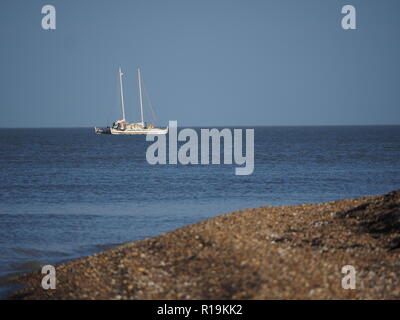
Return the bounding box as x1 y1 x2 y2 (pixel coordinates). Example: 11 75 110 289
10 248 44 258
10 247 69 258
8 260 45 272
94 243 123 251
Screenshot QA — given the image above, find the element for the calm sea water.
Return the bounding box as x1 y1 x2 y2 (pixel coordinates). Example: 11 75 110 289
1 126 400 296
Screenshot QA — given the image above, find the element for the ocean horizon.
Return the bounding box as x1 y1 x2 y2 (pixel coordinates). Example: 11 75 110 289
1 125 400 297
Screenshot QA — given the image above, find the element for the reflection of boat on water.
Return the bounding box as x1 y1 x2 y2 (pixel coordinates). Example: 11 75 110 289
95 67 168 135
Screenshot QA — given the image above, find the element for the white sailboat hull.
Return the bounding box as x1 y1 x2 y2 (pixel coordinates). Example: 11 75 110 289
110 127 168 135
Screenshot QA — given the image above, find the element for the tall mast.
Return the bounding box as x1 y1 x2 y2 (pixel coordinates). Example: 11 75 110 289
118 67 126 121
138 68 144 125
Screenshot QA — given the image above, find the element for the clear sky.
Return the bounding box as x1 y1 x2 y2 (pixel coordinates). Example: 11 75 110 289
0 0 399 127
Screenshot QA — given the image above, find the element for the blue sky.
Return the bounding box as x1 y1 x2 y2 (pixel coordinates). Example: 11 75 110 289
0 0 399 127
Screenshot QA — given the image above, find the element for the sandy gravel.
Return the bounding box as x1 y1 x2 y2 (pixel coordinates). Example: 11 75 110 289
11 190 400 299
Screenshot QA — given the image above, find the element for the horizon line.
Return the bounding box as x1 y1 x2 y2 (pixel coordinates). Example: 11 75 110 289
0 124 400 129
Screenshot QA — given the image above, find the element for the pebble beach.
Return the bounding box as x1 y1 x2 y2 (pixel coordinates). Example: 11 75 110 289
11 190 400 299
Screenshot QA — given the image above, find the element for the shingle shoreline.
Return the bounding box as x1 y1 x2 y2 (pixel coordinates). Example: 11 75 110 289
11 190 400 299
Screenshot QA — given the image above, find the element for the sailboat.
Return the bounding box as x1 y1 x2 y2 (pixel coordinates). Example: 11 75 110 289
95 68 168 135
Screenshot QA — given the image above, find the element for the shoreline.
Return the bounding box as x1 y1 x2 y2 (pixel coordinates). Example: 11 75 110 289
11 190 400 299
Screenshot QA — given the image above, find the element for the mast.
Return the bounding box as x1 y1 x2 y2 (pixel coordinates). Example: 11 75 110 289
118 67 126 121
138 68 144 125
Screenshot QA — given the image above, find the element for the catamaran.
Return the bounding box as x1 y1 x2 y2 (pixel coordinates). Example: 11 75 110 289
95 68 168 135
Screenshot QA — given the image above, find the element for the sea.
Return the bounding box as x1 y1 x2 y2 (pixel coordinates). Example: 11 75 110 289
1 126 399 297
